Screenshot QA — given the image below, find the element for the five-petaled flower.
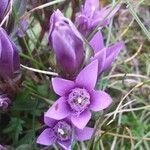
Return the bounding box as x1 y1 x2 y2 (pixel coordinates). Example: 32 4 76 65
45 60 112 129
37 116 93 150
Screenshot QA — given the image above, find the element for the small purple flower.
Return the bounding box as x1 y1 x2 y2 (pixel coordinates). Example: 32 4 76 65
0 27 20 80
0 95 10 111
37 116 93 150
0 0 9 21
17 18 28 37
49 10 84 77
76 0 120 35
45 60 112 129
90 31 124 74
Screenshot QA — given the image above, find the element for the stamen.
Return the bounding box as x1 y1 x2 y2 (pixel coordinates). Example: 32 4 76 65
67 88 90 114
58 128 65 135
77 97 82 104
53 121 72 141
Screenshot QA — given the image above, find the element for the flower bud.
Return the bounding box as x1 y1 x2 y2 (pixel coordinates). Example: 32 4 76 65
49 10 84 77
0 27 20 80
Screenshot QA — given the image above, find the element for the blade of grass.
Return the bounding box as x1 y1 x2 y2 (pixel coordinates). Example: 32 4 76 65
21 64 58 76
125 0 150 41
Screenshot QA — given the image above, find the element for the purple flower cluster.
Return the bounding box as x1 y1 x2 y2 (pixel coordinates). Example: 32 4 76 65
0 0 124 149
37 0 124 149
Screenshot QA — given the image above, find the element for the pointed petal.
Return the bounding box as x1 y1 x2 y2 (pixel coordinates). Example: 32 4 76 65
44 116 57 128
52 78 75 96
103 41 124 71
106 41 124 57
75 127 93 141
105 4 121 23
90 90 112 111
71 111 91 129
84 0 100 16
90 31 104 53
45 97 71 120
76 60 98 90
91 48 106 74
92 4 121 27
37 128 56 146
58 140 72 150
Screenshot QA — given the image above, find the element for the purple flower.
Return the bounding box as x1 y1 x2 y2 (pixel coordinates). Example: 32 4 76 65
37 116 93 150
0 27 20 80
49 10 84 77
0 0 9 21
0 95 10 111
76 0 120 35
17 18 28 37
90 31 124 74
0 144 6 150
45 60 112 129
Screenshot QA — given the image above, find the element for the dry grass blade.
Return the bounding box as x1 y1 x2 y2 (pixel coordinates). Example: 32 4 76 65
21 64 58 76
125 127 134 149
106 105 150 117
100 130 150 141
103 74 149 80
124 43 143 63
106 81 149 124
22 0 66 18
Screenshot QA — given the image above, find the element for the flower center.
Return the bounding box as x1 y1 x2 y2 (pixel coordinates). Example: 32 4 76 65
54 121 72 141
67 88 90 114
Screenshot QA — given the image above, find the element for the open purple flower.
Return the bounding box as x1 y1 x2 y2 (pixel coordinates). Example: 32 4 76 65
0 95 10 111
49 10 84 77
45 60 112 129
0 0 9 21
76 0 120 35
0 27 20 80
90 31 124 74
37 116 93 150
